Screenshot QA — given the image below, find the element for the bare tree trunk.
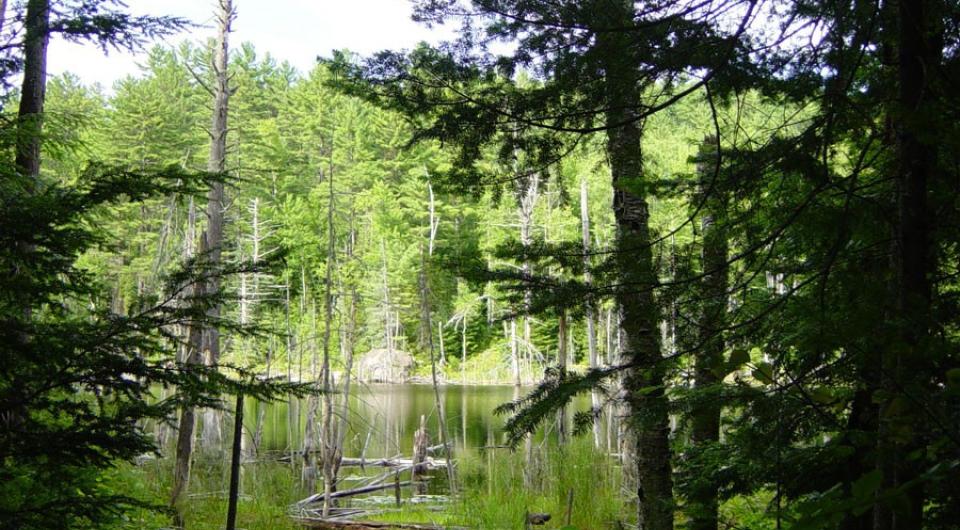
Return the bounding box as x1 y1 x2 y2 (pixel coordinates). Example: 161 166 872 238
333 215 359 482
461 313 468 383
517 173 540 384
319 190 338 517
334 271 358 489
286 283 298 465
412 414 430 495
0 0 9 38
519 383 538 490
304 292 319 492
199 0 234 454
510 319 520 386
247 197 269 456
380 238 393 358
581 179 603 448
252 337 271 455
420 218 456 491
170 234 207 521
556 310 568 444
438 321 446 367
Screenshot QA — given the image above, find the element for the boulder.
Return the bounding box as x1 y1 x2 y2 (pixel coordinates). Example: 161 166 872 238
356 348 416 383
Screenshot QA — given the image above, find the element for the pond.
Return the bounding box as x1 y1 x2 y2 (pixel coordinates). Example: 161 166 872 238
247 383 610 457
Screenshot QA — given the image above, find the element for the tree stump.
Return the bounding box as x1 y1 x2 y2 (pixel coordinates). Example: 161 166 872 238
412 414 430 494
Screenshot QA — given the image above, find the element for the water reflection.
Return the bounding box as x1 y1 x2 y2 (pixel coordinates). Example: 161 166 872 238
248 383 601 457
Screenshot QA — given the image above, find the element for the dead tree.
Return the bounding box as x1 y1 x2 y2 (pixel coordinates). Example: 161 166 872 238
580 179 603 447
419 192 457 491
199 0 235 453
319 151 339 517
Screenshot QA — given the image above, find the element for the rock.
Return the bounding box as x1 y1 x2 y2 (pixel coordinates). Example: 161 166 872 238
356 348 416 383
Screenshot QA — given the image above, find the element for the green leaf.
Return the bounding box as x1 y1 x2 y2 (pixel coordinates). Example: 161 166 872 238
729 348 750 367
809 386 832 404
882 489 911 516
852 469 882 500
946 368 960 388
752 362 774 384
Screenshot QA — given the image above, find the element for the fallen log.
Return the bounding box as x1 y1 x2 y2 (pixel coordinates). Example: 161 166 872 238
340 457 448 469
297 480 412 506
294 518 467 530
280 454 448 469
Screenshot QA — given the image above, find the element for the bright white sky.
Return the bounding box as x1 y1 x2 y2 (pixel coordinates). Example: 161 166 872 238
47 0 453 88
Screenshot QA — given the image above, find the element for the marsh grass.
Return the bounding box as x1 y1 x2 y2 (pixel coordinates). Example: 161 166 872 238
374 437 629 529
111 456 302 530
108 436 627 529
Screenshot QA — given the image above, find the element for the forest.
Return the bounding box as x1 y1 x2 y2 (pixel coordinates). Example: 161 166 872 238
1 0 958 529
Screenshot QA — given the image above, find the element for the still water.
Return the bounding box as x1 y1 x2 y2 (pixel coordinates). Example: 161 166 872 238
248 383 601 458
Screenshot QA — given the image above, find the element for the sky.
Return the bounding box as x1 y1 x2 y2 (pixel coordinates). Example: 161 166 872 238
47 0 454 88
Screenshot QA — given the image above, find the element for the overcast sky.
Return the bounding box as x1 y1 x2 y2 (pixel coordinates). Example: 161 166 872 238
47 0 453 88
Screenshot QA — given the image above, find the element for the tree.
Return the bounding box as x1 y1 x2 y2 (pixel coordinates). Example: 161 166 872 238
331 0 754 525
170 0 235 513
0 3 308 528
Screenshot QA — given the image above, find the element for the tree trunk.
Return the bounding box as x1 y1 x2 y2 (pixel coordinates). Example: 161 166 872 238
877 2 941 528
199 0 234 453
689 137 727 530
0 1 9 37
16 0 49 186
581 179 603 448
13 0 49 326
461 313 468 383
598 3 673 528
517 173 540 384
511 319 521 386
320 157 338 517
412 414 430 495
170 235 207 520
557 310 568 444
419 241 457 492
334 277 358 488
225 392 244 530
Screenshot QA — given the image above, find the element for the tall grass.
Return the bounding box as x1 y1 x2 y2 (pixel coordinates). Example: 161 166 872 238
110 456 302 530
374 437 629 529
